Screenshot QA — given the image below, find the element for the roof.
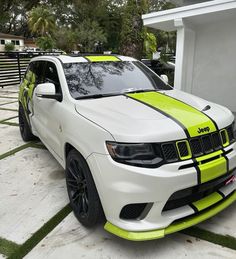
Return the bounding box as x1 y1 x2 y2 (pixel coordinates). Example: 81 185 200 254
0 33 24 39
142 0 236 31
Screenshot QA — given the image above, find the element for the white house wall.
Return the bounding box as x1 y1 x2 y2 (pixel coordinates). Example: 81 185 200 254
191 17 236 112
0 38 24 51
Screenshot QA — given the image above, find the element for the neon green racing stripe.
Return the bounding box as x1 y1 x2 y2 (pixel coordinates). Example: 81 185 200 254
85 56 120 62
196 150 228 183
192 192 223 211
127 92 217 138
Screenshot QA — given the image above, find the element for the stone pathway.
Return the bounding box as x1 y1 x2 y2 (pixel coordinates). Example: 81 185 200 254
0 86 236 258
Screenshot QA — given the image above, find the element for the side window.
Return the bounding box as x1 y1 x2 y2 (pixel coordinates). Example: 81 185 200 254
44 62 61 93
24 61 45 85
24 62 34 83
33 61 46 84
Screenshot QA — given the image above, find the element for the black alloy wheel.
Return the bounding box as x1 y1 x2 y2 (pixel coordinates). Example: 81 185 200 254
66 149 104 227
18 104 36 141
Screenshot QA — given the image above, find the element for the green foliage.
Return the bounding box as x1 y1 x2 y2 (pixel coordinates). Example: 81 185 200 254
0 0 177 57
54 28 76 53
144 32 157 59
74 19 107 52
28 6 56 36
36 36 55 50
4 42 14 52
148 0 177 12
120 0 148 59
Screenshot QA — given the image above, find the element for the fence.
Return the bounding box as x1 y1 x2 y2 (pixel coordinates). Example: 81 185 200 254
0 51 62 88
0 51 176 88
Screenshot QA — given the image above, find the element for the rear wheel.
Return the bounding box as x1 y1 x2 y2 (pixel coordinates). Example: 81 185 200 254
19 104 36 141
66 149 104 227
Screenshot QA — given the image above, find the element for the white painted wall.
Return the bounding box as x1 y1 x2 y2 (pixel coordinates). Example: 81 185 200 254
191 17 236 112
0 38 24 51
143 0 236 113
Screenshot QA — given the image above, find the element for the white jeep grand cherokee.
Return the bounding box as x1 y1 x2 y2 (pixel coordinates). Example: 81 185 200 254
18 54 236 241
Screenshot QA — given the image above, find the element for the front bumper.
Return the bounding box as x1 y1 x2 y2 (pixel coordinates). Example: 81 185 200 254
104 191 236 241
86 142 236 237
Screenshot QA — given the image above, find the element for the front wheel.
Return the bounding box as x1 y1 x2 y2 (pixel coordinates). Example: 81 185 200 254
18 104 36 141
66 149 104 227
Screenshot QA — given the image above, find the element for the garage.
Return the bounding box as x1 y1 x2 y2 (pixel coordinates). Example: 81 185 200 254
143 0 236 113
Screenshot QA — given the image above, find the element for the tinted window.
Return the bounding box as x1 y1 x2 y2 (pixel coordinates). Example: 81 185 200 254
16 40 20 45
44 62 61 94
0 39 5 45
34 61 46 84
63 61 171 99
24 61 45 85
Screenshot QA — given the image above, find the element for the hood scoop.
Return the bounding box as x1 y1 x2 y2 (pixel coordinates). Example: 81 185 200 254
202 105 211 112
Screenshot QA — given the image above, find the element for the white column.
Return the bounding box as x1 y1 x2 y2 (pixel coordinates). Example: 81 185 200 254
174 18 196 93
174 18 185 90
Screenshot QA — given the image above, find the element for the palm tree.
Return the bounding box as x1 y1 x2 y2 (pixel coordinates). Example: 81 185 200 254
28 6 55 36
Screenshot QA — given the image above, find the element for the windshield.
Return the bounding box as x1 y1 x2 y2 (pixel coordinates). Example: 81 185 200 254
63 61 172 99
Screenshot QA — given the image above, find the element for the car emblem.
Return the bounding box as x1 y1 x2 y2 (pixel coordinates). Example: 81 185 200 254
197 127 210 134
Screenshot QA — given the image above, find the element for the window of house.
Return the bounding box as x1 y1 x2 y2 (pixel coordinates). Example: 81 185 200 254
11 40 16 45
0 39 5 45
15 40 20 45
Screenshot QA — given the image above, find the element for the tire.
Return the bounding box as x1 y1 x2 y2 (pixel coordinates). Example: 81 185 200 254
66 149 104 227
18 104 36 141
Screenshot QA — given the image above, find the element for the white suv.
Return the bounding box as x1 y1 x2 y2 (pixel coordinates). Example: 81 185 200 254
18 54 236 241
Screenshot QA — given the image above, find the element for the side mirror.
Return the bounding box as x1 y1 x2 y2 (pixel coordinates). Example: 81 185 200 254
160 74 169 84
35 83 62 101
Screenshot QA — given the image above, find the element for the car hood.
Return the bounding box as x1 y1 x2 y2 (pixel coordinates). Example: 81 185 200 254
74 89 234 142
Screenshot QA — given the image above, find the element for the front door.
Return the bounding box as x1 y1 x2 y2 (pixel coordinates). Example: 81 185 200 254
32 61 64 159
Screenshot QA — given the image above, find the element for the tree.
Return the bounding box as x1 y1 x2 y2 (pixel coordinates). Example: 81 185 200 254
36 36 55 50
120 0 148 59
28 6 56 36
4 42 14 51
0 0 41 36
144 32 157 59
54 28 76 52
74 19 107 52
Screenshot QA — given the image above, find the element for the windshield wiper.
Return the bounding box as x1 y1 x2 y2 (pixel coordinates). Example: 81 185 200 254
75 92 120 100
122 88 155 94
75 89 156 100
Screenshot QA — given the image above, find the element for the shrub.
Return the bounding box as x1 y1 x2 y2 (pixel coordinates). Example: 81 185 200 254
5 43 15 52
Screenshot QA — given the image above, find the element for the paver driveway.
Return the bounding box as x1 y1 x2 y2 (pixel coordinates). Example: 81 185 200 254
0 86 236 258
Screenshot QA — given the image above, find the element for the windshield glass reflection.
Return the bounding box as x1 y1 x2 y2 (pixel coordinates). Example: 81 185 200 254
63 61 171 99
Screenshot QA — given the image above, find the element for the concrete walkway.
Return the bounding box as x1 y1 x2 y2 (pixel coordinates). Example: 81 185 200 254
0 86 236 258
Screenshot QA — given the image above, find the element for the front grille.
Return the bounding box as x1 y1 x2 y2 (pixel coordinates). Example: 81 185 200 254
161 143 178 162
190 138 203 156
220 129 228 146
177 141 189 158
211 132 222 150
163 171 235 211
160 124 234 162
201 135 213 153
227 125 235 143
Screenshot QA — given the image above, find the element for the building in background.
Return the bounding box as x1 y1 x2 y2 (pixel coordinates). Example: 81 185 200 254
143 0 236 112
170 0 212 6
0 33 24 51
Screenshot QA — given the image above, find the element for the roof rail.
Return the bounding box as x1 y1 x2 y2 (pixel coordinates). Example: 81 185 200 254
68 52 118 57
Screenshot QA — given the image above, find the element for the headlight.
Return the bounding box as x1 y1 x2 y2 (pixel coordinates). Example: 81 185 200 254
106 142 163 168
